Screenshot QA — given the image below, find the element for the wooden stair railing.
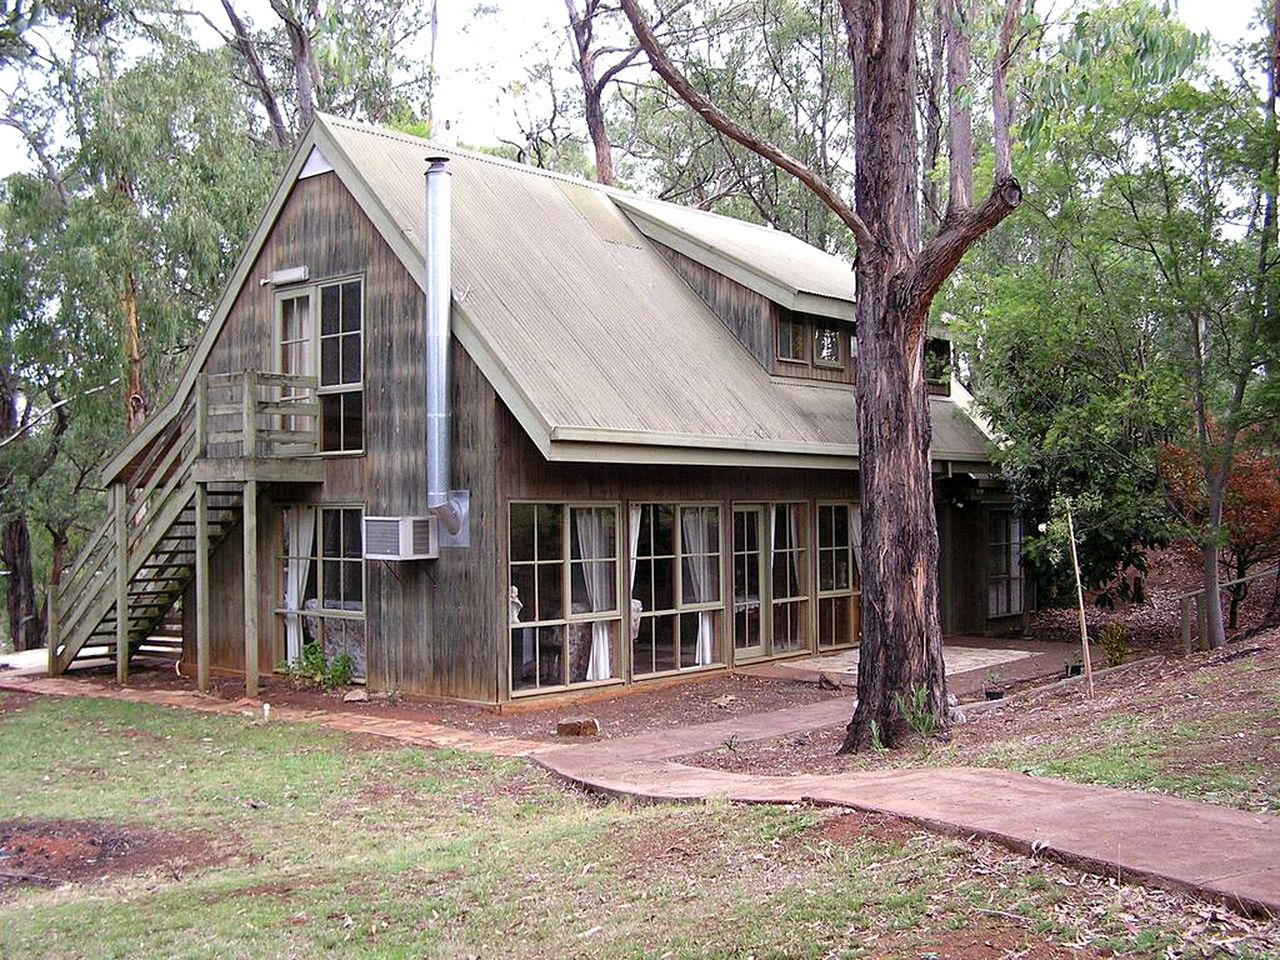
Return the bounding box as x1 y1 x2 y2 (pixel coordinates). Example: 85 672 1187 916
47 370 320 681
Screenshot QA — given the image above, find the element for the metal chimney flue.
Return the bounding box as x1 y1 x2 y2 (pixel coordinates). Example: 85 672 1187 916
425 155 469 546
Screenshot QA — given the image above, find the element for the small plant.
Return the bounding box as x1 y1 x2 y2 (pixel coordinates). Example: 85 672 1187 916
723 733 740 753
1096 622 1130 667
869 719 887 753
892 683 939 740
282 641 355 690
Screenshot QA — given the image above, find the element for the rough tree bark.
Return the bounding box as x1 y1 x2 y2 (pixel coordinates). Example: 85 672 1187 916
620 0 1022 749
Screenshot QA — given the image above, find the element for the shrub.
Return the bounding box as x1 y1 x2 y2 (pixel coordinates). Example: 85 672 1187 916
1096 622 1130 667
281 641 356 690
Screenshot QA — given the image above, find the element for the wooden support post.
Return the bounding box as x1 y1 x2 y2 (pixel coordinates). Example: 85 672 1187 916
114 482 130 685
195 481 211 692
242 479 259 698
242 369 258 460
1065 504 1094 698
46 578 58 677
1180 597 1193 656
195 372 208 459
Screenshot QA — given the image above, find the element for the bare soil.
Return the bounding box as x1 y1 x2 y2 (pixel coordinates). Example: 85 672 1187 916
0 819 229 889
99 667 851 743
686 626 1280 783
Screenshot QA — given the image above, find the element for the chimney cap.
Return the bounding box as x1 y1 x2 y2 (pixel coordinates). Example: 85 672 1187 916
426 155 451 167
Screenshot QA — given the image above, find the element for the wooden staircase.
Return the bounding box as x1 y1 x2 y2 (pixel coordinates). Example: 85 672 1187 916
47 371 323 687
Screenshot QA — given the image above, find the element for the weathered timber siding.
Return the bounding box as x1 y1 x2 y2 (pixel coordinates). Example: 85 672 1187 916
653 243 778 373
181 171 500 701
653 242 854 385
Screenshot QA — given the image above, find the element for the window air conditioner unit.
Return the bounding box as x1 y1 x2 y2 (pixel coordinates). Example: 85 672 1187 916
363 516 439 561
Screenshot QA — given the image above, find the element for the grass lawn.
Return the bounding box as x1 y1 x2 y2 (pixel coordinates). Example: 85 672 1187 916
1 693 1277 959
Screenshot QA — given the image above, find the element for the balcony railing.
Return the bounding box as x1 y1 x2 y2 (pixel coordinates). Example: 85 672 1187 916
196 370 320 460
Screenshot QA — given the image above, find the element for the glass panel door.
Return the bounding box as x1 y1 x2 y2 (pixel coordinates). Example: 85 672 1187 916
732 506 767 660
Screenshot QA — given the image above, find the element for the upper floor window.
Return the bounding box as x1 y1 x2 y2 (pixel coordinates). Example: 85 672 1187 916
813 319 842 367
925 337 951 395
275 277 364 454
319 280 363 452
777 314 807 363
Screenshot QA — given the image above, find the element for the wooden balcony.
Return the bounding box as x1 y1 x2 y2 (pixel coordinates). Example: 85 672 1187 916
191 370 326 484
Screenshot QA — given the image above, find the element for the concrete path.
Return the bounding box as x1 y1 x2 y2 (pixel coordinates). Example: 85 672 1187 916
535 749 1280 917
5 668 1279 917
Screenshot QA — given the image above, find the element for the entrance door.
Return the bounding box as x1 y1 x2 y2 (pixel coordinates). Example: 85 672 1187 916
732 506 767 659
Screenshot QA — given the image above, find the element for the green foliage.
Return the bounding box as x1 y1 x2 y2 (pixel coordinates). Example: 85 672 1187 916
281 639 355 690
617 0 855 251
946 0 1279 603
892 683 940 741
1096 622 1131 667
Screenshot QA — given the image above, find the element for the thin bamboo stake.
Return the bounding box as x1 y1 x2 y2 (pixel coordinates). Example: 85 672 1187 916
1065 504 1094 697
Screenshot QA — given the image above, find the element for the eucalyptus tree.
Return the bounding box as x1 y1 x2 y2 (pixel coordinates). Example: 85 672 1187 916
0 6 276 646
950 0 1280 646
620 0 1027 750
215 0 434 138
616 0 856 250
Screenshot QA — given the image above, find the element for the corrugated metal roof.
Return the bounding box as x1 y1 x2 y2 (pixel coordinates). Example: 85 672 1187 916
613 194 856 310
318 115 990 466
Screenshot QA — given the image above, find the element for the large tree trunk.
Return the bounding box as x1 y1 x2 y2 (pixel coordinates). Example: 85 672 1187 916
846 289 946 748
2 517 41 652
839 0 946 751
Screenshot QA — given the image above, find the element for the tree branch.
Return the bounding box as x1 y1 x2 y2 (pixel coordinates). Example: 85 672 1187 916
913 178 1022 312
220 0 289 149
992 0 1022 181
618 0 873 253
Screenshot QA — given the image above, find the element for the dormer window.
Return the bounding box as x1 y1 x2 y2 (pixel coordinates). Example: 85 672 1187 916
925 337 951 396
812 320 842 367
777 314 807 363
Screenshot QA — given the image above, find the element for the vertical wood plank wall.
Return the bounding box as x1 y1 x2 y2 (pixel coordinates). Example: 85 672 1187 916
176 168 999 703
180 171 500 702
652 243 854 385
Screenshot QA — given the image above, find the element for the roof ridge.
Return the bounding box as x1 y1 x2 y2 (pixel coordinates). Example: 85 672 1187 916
316 111 629 196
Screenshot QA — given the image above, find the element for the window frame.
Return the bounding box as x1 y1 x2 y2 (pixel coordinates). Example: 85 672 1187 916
815 501 859 649
272 273 366 457
629 501 726 679
811 319 844 369
507 500 624 695
987 509 1024 619
776 313 808 364
768 501 811 653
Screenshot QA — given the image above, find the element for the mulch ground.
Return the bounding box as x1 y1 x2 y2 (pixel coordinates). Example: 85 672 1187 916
0 819 229 889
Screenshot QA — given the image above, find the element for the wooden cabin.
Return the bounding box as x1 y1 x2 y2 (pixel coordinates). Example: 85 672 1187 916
46 115 1025 705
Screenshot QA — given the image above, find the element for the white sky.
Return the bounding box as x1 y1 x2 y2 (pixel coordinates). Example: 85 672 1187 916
0 0 1264 177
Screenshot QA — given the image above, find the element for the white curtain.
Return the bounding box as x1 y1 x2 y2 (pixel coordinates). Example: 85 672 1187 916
629 504 642 641
575 507 616 681
283 506 316 663
680 507 716 666
788 506 802 595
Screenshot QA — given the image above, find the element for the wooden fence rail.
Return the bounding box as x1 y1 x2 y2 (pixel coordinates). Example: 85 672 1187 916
1174 564 1279 654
